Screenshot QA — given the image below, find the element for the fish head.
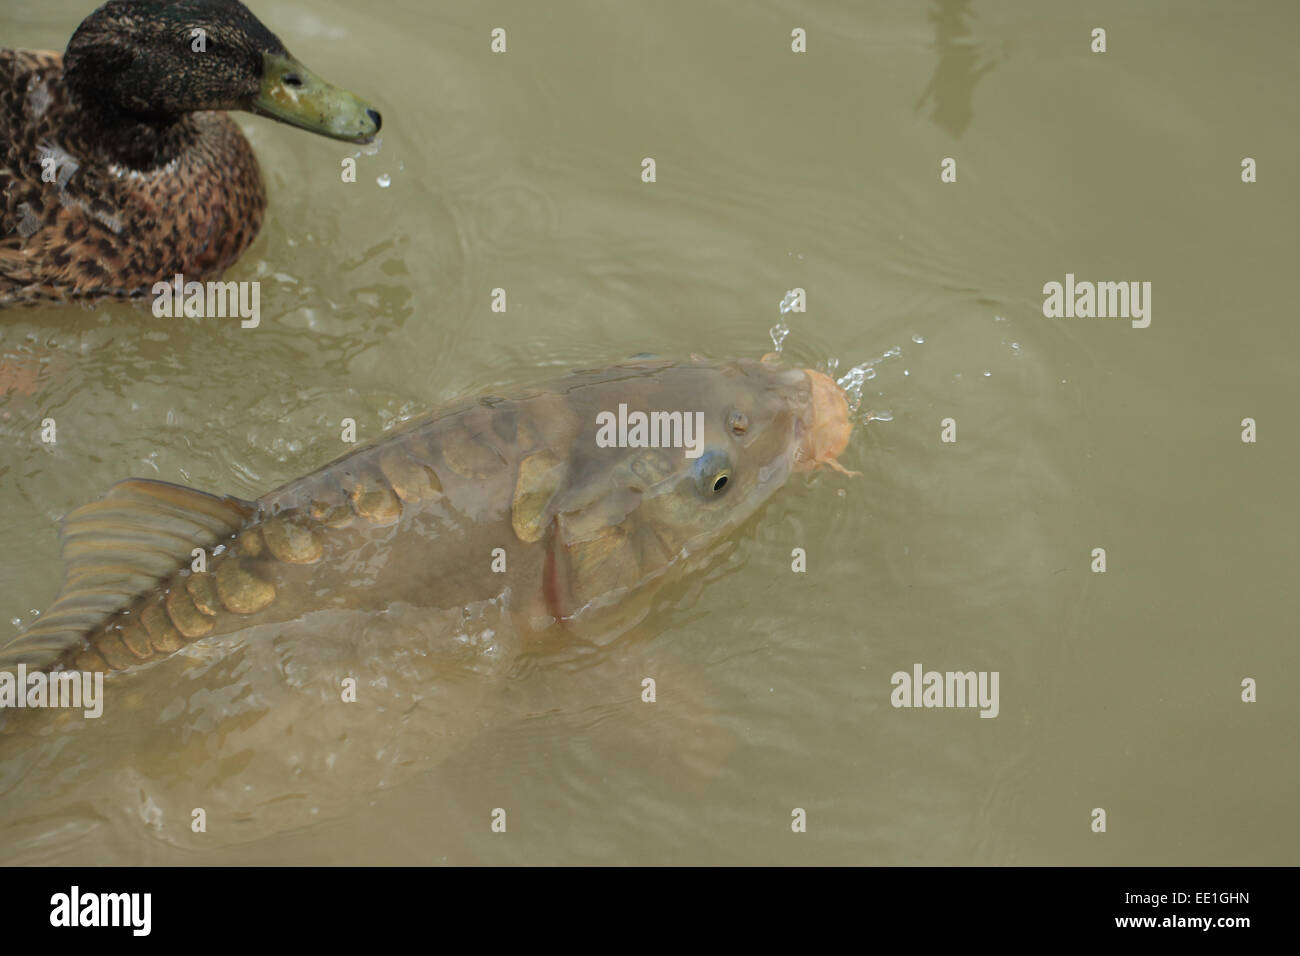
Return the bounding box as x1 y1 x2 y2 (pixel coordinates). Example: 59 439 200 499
530 356 855 625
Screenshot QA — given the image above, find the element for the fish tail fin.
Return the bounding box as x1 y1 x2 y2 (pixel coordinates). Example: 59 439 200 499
0 479 254 671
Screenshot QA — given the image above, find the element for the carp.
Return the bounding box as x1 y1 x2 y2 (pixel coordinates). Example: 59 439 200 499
2 355 855 676
0 355 855 857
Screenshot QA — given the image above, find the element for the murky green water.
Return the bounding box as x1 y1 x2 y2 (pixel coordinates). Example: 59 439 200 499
1 0 1296 864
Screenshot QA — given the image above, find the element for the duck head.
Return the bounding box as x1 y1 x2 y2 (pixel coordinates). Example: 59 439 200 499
63 0 381 144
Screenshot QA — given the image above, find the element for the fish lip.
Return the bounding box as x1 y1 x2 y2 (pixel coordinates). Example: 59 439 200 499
249 52 381 144
794 368 857 475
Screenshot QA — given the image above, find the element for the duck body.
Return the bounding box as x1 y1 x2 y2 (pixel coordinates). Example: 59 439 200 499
0 0 380 308
1 48 265 305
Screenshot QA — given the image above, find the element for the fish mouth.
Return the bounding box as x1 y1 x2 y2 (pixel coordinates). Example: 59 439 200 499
794 368 858 475
250 52 381 144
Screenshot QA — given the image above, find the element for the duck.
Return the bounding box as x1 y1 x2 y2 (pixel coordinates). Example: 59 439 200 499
0 0 381 306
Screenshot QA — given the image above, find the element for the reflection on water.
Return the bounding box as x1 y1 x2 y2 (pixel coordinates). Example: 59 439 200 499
914 0 1001 138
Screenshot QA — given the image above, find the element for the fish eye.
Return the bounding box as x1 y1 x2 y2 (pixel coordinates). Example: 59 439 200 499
693 449 732 497
727 409 749 436
283 73 304 88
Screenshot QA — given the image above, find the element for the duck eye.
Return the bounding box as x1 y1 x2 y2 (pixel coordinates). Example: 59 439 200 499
693 450 732 497
727 410 749 436
283 73 304 88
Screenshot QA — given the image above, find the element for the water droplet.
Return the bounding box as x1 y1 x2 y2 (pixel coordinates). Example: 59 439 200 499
867 410 893 423
1010 342 1021 353
835 363 876 413
911 333 925 344
377 173 391 188
994 315 1006 322
769 322 790 351
982 370 992 377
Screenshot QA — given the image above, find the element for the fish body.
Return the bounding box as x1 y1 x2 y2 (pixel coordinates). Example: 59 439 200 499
4 357 854 675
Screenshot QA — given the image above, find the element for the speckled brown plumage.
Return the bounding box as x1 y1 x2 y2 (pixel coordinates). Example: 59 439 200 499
0 47 265 306
1 0 379 309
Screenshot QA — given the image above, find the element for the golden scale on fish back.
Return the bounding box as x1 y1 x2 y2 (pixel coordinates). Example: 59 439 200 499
1 357 857 675
0 0 380 305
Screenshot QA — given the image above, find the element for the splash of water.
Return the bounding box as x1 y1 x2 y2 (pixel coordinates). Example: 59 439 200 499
835 345 902 411
830 338 915 422
770 322 790 352
767 293 912 425
835 362 874 414
770 289 803 351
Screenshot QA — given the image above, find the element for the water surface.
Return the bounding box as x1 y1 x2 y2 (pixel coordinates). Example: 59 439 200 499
1 0 1296 864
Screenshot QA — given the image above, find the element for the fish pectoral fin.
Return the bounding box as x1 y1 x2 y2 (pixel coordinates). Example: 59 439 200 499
543 512 648 627
512 450 566 544
1 479 255 670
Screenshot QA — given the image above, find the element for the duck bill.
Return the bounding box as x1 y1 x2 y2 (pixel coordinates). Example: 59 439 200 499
250 52 381 144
